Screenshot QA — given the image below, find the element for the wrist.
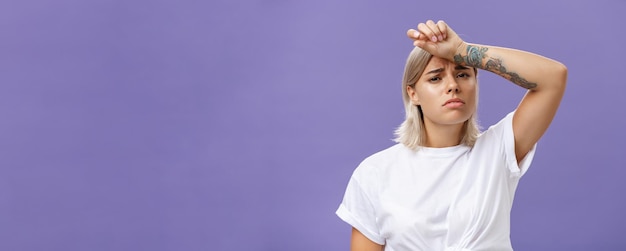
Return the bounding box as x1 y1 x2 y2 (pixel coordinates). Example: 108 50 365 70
453 41 468 65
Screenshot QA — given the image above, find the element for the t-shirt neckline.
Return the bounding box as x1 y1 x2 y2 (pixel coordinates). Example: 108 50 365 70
415 144 470 156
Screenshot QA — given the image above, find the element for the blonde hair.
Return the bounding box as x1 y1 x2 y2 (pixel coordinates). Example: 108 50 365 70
393 47 480 150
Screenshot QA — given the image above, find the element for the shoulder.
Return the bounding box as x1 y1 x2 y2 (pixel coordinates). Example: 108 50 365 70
362 144 406 165
472 111 535 175
352 144 408 180
476 111 515 145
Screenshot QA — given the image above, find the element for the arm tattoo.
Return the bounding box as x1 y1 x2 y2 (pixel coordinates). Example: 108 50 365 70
454 44 538 89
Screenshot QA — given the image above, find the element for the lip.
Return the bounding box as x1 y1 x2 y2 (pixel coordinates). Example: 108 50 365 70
443 98 465 106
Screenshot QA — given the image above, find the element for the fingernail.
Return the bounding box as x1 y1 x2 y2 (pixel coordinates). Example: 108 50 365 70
413 30 420 38
431 36 437 42
438 35 443 41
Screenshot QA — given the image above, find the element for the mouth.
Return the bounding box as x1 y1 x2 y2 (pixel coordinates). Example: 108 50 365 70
443 98 465 108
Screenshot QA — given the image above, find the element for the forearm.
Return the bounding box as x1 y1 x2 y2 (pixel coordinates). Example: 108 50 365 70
453 43 567 92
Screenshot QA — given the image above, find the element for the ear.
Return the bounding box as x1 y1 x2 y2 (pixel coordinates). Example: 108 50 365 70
407 85 420 106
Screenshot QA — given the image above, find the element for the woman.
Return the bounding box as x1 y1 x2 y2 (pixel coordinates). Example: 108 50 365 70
336 20 567 250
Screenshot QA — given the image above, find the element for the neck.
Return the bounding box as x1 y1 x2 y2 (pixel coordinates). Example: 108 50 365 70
422 119 465 148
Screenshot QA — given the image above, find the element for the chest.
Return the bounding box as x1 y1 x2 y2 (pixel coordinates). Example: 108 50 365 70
376 153 469 241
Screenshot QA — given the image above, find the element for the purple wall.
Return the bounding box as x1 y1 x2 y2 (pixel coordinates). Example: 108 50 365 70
2 0 625 250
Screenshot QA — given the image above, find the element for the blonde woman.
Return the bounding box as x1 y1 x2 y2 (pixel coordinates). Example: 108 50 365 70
336 20 567 250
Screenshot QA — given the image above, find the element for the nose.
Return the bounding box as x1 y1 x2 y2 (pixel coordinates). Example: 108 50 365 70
446 77 460 94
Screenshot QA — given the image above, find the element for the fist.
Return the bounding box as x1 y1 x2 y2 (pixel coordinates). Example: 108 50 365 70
407 20 465 61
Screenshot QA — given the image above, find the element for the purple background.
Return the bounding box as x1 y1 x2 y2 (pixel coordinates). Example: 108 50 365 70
1 0 624 250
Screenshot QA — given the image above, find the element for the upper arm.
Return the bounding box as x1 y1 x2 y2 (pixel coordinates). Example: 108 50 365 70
513 62 567 163
351 227 384 251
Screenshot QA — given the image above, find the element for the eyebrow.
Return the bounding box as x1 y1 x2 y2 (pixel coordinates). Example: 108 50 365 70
425 65 472 75
425 68 444 75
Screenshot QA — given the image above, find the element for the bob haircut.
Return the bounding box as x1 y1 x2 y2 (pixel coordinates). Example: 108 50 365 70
394 46 481 150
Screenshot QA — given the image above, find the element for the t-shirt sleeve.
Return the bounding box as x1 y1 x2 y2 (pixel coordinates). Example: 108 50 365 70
494 111 537 177
336 171 385 245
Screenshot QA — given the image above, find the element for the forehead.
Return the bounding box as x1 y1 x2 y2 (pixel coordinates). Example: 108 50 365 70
425 57 455 70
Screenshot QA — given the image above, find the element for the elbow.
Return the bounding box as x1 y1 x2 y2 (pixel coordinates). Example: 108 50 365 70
534 62 567 93
556 62 568 88
549 62 568 92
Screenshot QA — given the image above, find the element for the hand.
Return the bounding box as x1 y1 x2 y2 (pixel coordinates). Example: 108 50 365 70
406 20 466 62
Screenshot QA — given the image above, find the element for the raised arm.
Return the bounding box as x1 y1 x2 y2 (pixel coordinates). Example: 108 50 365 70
408 20 567 163
455 42 567 163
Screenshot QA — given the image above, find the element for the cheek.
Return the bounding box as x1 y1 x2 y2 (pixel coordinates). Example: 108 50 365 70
415 86 441 115
416 84 441 102
459 78 477 91
464 84 478 108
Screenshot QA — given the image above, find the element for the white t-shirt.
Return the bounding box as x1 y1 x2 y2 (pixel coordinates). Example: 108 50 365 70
336 112 536 251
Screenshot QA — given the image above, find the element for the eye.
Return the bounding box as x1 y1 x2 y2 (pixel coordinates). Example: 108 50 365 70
457 72 471 78
429 76 441 82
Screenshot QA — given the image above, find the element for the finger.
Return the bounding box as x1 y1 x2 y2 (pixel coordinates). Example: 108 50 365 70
426 20 443 42
417 23 437 42
413 39 436 52
414 39 425 48
436 20 447 40
407 29 421 40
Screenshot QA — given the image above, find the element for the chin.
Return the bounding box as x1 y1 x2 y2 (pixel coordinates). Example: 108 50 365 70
437 112 473 126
